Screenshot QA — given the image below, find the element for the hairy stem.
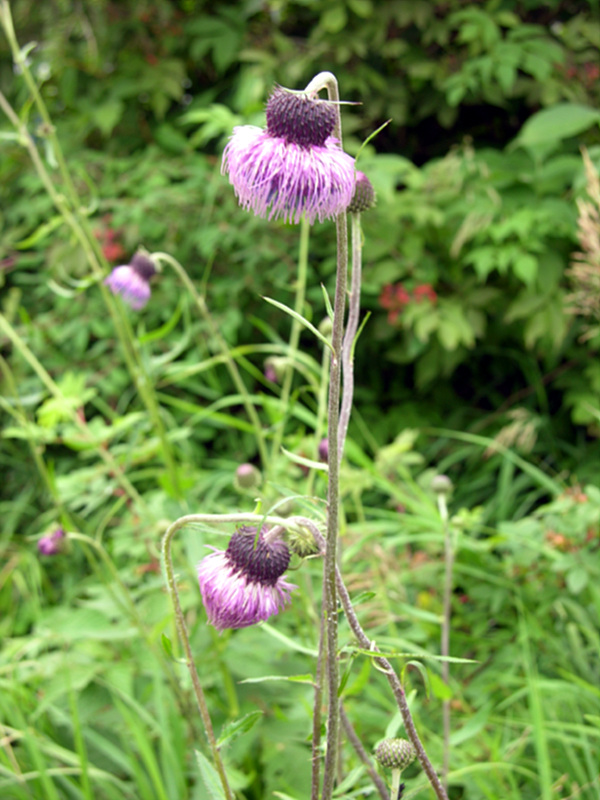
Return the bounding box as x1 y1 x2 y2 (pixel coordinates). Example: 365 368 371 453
294 518 449 800
338 211 362 461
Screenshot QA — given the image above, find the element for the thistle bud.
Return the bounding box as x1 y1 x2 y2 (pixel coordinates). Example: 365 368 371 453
234 463 262 491
374 738 416 771
348 171 376 213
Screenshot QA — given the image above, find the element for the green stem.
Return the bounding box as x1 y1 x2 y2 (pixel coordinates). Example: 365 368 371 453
338 212 362 459
0 353 72 526
270 216 310 466
306 343 330 499
153 251 269 470
0 87 181 497
438 490 452 792
305 71 348 800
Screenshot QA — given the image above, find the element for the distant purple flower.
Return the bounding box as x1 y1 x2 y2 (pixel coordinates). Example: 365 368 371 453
222 86 356 224
197 525 296 632
318 437 329 463
104 253 156 309
38 527 65 556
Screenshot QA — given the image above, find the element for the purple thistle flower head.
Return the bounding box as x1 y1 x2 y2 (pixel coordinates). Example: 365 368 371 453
104 253 156 310
38 527 65 556
197 525 296 632
222 86 356 225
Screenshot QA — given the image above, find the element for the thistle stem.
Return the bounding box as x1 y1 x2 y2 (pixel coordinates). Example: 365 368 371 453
338 211 362 461
160 519 235 800
293 518 449 800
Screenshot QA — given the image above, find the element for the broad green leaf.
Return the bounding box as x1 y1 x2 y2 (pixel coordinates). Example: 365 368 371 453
516 104 600 149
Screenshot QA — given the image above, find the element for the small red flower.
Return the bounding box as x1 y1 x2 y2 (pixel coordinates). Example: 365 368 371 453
413 283 437 303
379 283 411 324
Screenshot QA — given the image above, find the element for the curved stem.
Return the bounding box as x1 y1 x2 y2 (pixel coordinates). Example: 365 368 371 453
270 216 310 466
160 518 235 800
0 89 180 498
153 251 269 470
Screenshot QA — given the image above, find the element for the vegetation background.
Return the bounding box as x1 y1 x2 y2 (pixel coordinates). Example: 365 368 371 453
1 0 600 798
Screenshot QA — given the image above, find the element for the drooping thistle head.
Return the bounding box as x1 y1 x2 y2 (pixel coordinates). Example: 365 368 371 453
221 85 356 224
197 525 296 632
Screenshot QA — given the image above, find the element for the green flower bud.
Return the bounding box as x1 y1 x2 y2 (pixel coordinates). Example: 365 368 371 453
374 738 416 770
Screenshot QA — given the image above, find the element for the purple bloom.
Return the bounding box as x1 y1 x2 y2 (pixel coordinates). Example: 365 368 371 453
104 253 156 309
222 87 356 224
197 525 296 632
38 527 65 556
318 437 329 463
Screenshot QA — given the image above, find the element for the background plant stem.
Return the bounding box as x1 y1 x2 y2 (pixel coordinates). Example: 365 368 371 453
153 251 269 469
438 490 453 791
270 216 310 467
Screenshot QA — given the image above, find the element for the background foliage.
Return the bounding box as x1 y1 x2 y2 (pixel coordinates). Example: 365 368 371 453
2 1 600 799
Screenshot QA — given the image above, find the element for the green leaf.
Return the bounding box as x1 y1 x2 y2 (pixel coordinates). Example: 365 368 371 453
321 5 348 33
194 750 227 800
513 252 538 285
262 296 333 352
428 671 453 700
566 566 588 595
515 104 600 149
15 215 65 249
217 711 263 747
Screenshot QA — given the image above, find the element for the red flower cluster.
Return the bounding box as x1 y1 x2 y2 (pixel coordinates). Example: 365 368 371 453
379 282 437 324
94 215 126 263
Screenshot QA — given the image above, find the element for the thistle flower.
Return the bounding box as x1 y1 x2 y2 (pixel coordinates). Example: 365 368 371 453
38 527 65 556
104 253 156 310
197 525 296 632
222 86 356 224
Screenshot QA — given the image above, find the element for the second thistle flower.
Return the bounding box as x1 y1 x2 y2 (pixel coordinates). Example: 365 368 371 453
197 525 296 632
222 86 356 224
